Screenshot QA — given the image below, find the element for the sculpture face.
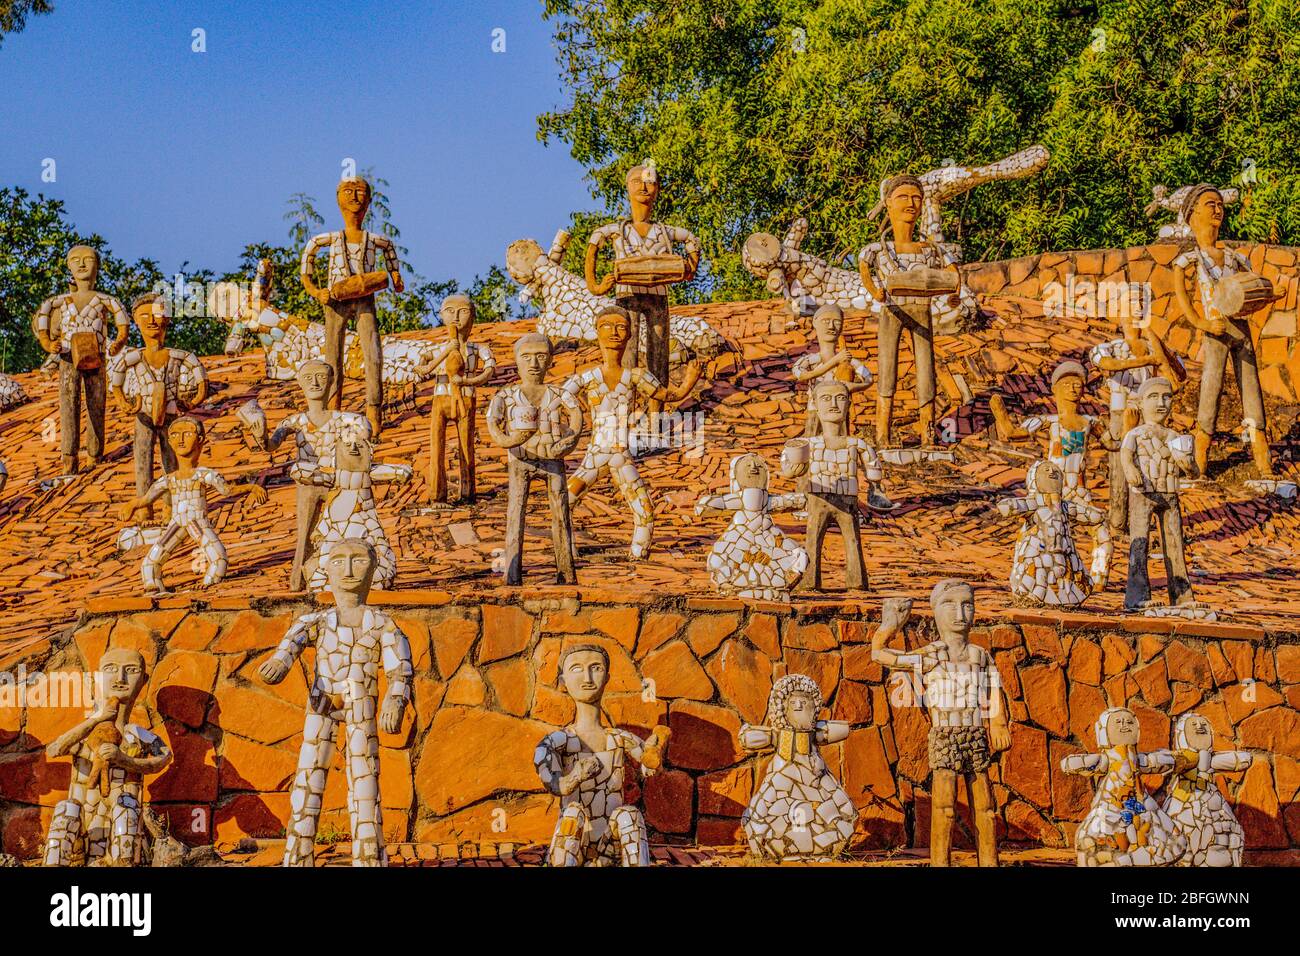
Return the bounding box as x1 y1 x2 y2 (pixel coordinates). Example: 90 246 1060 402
168 419 203 459
814 383 849 425
515 339 553 384
783 691 817 732
98 648 145 706
1140 381 1173 425
1052 373 1084 406
735 453 768 490
297 361 333 401
1182 714 1213 750
440 296 475 335
812 308 843 341
336 179 371 217
324 540 376 596
1105 708 1140 747
559 648 608 705
932 583 974 637
1189 190 1224 235
66 245 99 283
336 431 371 471
135 301 169 344
1033 461 1064 495
596 313 630 351
626 166 659 209
887 184 923 228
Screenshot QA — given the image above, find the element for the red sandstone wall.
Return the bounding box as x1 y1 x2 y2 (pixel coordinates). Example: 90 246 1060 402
1 591 1296 862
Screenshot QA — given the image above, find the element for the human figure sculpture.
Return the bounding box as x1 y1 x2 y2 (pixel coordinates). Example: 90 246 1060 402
297 423 412 592
534 644 670 866
995 458 1103 606
33 245 129 474
1120 377 1201 613
260 538 412 867
299 176 404 434
420 294 496 505
739 674 856 861
43 649 173 866
240 359 372 592
119 417 267 594
780 380 882 591
872 583 1010 866
1145 183 1240 242
1159 712 1253 867
792 303 872 436
486 333 583 585
1170 184 1274 477
111 293 209 515
858 176 963 447
696 453 808 601
565 307 700 559
1060 707 1188 867
0 371 29 411
989 361 1116 585
585 163 701 421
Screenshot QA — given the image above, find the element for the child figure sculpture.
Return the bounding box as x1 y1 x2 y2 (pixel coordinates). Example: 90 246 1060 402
119 417 267 594
696 453 808 601
534 644 670 866
260 538 413 867
43 649 173 866
995 459 1103 607
739 674 857 861
792 304 872 436
1160 712 1253 867
1060 707 1188 867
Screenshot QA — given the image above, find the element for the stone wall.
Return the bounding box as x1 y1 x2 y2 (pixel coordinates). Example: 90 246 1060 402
1 589 1297 862
963 242 1300 403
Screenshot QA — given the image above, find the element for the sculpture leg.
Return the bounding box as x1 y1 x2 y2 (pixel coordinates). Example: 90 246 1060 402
1157 495 1193 606
428 397 451 503
323 301 347 412
831 494 867 590
1194 336 1228 475
617 294 641 371
85 796 111 863
610 453 653 559
133 416 156 501
503 457 531 586
284 709 338 867
875 306 903 446
343 700 385 867
930 768 956 867
290 484 326 592
548 803 590 867
191 520 228 587
458 402 477 502
44 798 83 866
1088 520 1112 587
58 359 81 473
796 494 831 590
609 804 650 866
142 522 185 593
543 459 577 584
908 311 936 445
1232 339 1273 476
1123 490 1155 610
84 365 107 464
356 301 383 433
643 293 671 428
110 791 142 865
969 771 999 867
1104 413 1128 587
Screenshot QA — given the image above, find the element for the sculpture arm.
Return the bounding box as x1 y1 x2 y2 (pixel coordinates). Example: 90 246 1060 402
376 235 403 292
485 392 534 450
463 347 496 387
548 396 585 458
988 394 1032 441
1120 435 1146 489
1172 262 1223 335
372 463 414 485
857 252 884 301
1060 752 1106 776
815 720 850 745
996 496 1033 517
380 618 413 703
738 724 774 752
547 229 570 263
649 363 701 405
534 732 573 796
271 616 316 669
672 225 702 279
34 297 59 353
857 442 883 484
106 296 130 355
585 226 616 295
46 709 113 758
695 492 741 516
767 492 806 512
299 234 329 301
1209 750 1254 772
179 352 208 409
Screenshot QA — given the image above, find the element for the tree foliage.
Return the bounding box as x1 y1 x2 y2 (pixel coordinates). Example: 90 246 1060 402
0 0 53 48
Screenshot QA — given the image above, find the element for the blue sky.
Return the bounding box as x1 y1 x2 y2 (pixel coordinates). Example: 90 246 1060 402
0 0 596 286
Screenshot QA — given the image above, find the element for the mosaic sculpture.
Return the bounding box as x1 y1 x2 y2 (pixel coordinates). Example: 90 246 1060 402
1060 707 1188 866
792 303 872 436
118 417 267 594
696 453 808 601
1160 712 1253 867
299 177 404 433
872 584 1009 866
0 371 28 411
486 333 583 585
260 538 413 866
565 306 700 559
996 458 1103 606
1146 183 1240 242
534 643 670 866
33 245 130 474
0 460 7 494
421 294 495 505
43 649 172 866
739 674 856 861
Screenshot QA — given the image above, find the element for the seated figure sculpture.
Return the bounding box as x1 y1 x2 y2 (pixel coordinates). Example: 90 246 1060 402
1060 707 1189 867
43 649 173 866
260 538 413 866
534 644 670 866
739 674 857 861
1160 712 1254 867
696 453 807 601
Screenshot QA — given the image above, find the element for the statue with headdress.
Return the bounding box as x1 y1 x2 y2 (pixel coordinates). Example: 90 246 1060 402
1159 712 1253 867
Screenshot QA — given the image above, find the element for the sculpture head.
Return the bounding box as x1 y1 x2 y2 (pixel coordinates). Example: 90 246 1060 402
1095 707 1139 748
730 452 769 492
98 648 147 709
930 578 974 640
505 239 545 285
440 294 475 336
296 359 334 401
811 303 844 343
812 379 850 426
324 537 377 598
625 163 659 210
1050 361 1086 406
131 293 170 346
167 416 205 462
335 425 373 472
513 333 554 385
1027 459 1064 496
66 245 100 285
1137 376 1174 426
767 674 822 733
1181 184 1224 240
595 306 631 353
883 174 925 234
1173 712 1214 751
558 643 610 705
336 176 372 218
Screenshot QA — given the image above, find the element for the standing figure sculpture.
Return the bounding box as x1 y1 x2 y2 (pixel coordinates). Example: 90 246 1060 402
1170 184 1274 477
872 583 1010 866
299 176 404 434
421 294 496 505
486 333 583 585
43 649 173 866
585 163 701 422
1060 707 1188 867
858 175 962 447
260 538 413 867
565 307 700 560
739 674 857 861
34 245 130 474
534 644 670 866
111 293 209 515
792 303 872 436
1160 712 1253 867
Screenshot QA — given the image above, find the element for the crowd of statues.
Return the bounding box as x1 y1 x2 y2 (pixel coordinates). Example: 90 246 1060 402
21 159 1281 867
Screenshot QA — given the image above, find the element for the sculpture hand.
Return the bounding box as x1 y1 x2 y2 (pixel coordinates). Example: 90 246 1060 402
880 597 913 633
1204 313 1227 336
258 657 289 685
37 332 58 355
379 696 405 735
118 501 144 523
996 498 1013 517
109 332 127 356
595 274 616 296
313 288 332 307
391 273 405 294
245 485 268 507
97 742 121 765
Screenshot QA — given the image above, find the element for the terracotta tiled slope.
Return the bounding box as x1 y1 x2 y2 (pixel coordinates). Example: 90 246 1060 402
0 279 1297 663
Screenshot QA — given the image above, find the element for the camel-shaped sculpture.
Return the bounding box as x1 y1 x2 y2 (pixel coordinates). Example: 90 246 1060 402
505 231 726 368
743 145 1051 335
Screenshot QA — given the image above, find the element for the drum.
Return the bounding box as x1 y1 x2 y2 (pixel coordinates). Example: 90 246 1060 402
613 254 689 287
1210 272 1274 318
884 267 959 298
330 270 390 302
70 331 102 371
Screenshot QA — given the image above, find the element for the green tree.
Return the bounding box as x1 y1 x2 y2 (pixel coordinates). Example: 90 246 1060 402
0 0 53 48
